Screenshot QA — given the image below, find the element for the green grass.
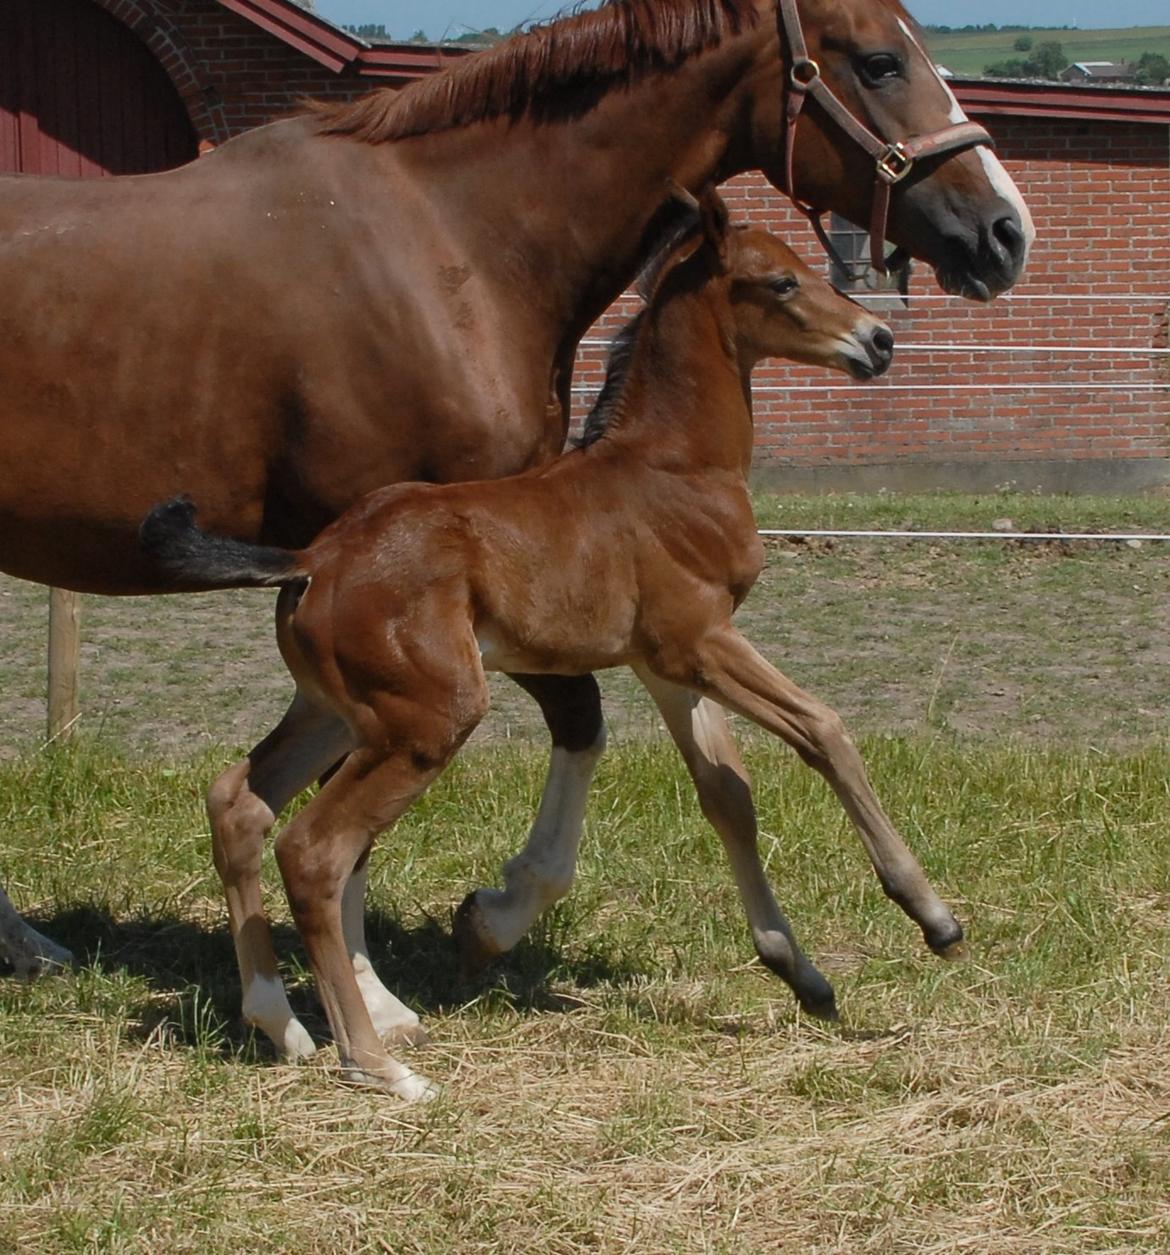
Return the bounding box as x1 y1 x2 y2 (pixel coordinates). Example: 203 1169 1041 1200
2 737 1170 1251
3 491 1170 1250
922 24 1170 77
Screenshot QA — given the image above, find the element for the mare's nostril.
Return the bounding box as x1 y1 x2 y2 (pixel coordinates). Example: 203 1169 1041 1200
991 214 1027 267
872 326 894 360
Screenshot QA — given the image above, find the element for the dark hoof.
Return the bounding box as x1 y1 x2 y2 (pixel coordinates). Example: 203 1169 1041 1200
932 938 969 962
798 989 839 1022
795 971 839 1022
383 1022 431 1050
452 893 503 981
925 919 967 961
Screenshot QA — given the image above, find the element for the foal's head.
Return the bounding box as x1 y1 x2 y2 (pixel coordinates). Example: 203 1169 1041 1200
653 189 894 382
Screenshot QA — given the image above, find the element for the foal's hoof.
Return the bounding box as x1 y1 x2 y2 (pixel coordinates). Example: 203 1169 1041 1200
340 1065 439 1103
794 971 839 1023
382 1021 431 1050
932 938 970 962
452 893 503 981
925 920 968 962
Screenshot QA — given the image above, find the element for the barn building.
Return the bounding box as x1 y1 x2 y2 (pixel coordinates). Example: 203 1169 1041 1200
3 0 1168 493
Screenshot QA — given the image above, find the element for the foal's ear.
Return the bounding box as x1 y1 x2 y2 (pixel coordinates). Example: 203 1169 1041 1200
698 186 732 274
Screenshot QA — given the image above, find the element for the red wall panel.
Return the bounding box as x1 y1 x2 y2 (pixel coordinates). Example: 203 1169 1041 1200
0 0 197 176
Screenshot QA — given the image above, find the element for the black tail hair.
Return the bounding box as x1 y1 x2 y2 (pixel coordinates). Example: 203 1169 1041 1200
139 496 305 589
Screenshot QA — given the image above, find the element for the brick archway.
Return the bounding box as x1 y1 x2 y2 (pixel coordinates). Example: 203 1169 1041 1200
90 0 229 144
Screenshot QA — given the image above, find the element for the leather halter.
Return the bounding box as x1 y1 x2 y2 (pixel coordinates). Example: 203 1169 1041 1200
777 0 993 276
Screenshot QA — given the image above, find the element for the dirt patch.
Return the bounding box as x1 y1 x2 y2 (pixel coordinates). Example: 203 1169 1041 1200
2 534 1169 757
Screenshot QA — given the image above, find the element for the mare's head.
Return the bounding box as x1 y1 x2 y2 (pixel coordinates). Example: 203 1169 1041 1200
743 0 1033 299
650 189 894 381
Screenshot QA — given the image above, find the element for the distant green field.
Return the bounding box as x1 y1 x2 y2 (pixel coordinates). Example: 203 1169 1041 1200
922 24 1170 77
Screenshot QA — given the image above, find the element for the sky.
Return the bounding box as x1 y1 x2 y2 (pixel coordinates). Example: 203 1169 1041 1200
311 0 1170 41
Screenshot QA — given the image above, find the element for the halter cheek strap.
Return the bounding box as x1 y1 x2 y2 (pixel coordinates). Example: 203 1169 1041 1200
778 0 994 276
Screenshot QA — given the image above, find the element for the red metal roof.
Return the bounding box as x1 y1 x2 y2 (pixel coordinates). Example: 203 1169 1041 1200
215 0 472 80
954 78 1170 126
216 2 1170 117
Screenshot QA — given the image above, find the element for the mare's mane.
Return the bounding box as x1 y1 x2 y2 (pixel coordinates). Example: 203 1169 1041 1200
310 0 762 143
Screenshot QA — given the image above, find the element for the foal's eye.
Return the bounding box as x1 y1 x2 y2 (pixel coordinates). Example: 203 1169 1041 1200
769 276 799 297
860 52 902 84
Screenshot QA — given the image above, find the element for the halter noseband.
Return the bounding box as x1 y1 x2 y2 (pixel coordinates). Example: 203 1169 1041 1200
778 0 993 277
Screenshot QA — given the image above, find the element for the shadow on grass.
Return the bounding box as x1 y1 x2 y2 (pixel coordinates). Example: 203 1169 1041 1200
6 902 645 1057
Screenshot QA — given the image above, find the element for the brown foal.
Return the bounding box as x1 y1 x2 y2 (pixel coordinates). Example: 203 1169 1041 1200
141 195 964 1098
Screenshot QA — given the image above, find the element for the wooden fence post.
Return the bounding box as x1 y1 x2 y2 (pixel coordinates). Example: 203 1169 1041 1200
47 588 81 743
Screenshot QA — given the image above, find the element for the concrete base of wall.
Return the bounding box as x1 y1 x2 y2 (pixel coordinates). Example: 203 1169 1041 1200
750 458 1170 496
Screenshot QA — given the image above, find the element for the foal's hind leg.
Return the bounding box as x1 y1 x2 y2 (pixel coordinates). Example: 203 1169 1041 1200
208 690 355 1059
0 883 74 979
651 626 965 959
276 671 489 1097
634 668 837 1019
453 673 605 975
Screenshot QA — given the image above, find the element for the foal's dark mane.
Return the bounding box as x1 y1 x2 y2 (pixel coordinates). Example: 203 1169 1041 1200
577 210 716 448
311 0 762 143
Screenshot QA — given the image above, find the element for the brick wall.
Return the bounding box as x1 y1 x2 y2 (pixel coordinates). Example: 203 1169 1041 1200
90 2 1170 484
574 117 1170 484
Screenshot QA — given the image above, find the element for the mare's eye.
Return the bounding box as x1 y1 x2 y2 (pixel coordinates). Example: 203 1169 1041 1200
770 276 799 297
861 52 902 84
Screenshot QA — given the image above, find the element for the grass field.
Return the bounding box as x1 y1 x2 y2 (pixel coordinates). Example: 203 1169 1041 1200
2 493 1170 1251
922 25 1170 76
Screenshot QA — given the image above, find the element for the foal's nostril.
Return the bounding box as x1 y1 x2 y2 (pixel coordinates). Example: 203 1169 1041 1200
872 326 895 360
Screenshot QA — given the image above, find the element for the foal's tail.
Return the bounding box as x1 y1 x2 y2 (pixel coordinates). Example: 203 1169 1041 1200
140 496 307 589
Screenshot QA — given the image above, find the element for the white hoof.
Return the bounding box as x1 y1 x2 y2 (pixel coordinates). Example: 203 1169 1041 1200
389 1071 439 1103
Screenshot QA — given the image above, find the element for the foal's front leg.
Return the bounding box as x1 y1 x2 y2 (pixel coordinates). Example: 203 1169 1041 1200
275 717 479 1098
454 673 606 974
651 626 965 959
633 668 837 1019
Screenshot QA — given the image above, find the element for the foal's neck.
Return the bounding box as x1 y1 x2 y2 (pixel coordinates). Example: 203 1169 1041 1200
594 282 756 479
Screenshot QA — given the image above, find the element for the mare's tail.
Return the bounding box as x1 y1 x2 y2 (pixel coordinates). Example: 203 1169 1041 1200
140 496 306 589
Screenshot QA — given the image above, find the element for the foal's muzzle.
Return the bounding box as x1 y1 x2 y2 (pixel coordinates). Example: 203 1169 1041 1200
842 323 894 380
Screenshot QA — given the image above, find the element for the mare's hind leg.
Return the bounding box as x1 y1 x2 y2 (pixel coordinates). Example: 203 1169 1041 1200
0 883 74 979
275 665 489 1098
208 690 354 1059
651 626 964 959
341 855 428 1047
453 673 605 975
634 668 837 1019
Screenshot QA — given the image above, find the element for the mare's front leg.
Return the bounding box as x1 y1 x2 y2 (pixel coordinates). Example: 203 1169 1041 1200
650 627 965 959
633 668 837 1019
0 884 74 979
207 689 354 1059
453 673 606 975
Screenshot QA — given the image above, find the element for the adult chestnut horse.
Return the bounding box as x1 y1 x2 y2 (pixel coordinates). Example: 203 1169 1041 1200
140 193 935 1097
0 1 1030 983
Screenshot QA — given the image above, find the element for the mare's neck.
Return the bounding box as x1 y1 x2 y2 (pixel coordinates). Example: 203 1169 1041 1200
395 25 771 361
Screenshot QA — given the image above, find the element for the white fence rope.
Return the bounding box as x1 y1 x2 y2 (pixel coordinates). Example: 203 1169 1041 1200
757 529 1170 542
570 382 1170 394
578 338 1170 355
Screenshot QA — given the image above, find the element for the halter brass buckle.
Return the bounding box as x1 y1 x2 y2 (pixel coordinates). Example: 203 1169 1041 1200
875 143 913 184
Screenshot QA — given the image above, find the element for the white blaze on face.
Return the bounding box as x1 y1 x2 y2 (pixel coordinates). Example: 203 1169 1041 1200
896 17 1035 257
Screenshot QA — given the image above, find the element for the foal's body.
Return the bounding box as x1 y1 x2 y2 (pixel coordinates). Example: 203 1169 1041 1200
144 204 963 1097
